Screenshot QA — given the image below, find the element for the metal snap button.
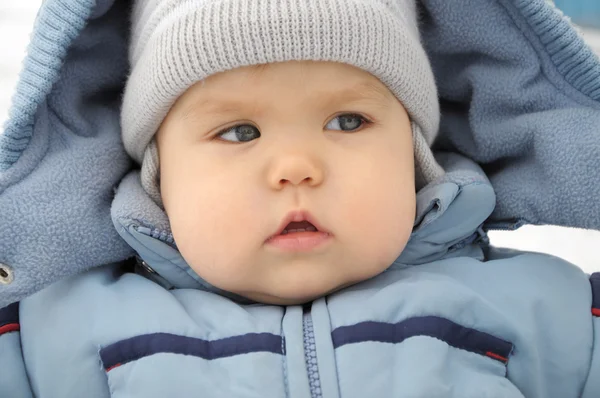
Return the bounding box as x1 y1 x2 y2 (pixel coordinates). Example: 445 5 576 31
0 264 14 285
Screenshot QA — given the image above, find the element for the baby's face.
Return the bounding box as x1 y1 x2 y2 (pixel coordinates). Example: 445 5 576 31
157 61 416 305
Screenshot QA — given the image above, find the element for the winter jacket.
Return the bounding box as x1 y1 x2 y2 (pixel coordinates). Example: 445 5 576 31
1 0 599 397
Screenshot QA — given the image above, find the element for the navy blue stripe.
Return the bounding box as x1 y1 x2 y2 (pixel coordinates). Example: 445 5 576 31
0 302 19 328
332 316 513 363
590 273 600 311
100 332 284 371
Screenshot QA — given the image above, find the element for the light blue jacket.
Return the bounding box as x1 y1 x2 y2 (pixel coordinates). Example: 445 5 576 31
1 0 600 397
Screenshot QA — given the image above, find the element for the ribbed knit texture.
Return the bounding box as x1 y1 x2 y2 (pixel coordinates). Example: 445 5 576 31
122 0 444 201
514 0 600 99
0 0 94 171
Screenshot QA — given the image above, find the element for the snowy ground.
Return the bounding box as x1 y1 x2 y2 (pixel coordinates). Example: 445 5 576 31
1 1 600 272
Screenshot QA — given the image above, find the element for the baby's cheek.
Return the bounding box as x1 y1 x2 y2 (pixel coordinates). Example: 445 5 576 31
348 176 414 266
173 194 263 286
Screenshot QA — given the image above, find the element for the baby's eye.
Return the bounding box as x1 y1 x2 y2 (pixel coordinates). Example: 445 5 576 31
325 114 369 132
217 124 261 142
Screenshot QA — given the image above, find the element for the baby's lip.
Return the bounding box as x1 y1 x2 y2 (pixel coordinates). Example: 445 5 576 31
268 210 331 240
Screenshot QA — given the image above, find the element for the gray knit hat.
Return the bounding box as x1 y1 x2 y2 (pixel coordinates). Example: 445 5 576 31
122 0 444 205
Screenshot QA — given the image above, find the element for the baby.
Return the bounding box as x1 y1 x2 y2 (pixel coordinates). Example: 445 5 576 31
121 0 443 306
151 61 419 305
2 0 600 397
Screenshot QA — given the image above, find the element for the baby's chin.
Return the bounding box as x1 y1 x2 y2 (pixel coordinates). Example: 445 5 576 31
235 280 359 306
241 291 329 306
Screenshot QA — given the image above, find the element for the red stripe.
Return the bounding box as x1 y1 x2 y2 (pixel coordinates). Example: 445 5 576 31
592 308 600 317
486 351 508 363
0 323 20 336
106 363 122 372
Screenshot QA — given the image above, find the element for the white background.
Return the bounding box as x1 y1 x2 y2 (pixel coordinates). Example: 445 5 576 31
1 1 599 272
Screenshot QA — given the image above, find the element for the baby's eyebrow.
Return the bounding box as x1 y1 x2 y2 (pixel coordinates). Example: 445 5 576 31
319 81 393 110
181 81 392 121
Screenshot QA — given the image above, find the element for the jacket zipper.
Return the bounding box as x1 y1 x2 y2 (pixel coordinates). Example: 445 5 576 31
303 307 323 398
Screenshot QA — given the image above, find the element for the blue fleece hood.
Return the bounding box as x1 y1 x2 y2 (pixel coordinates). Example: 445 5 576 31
0 0 599 307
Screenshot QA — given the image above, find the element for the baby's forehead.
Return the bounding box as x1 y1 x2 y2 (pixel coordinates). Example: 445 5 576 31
179 85 395 124
176 62 397 117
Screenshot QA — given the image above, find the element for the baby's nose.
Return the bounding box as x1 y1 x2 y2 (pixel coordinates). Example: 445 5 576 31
267 153 324 189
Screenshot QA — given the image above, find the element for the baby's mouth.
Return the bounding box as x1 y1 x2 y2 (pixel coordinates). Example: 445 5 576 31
268 210 331 239
279 221 318 235
265 211 333 252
